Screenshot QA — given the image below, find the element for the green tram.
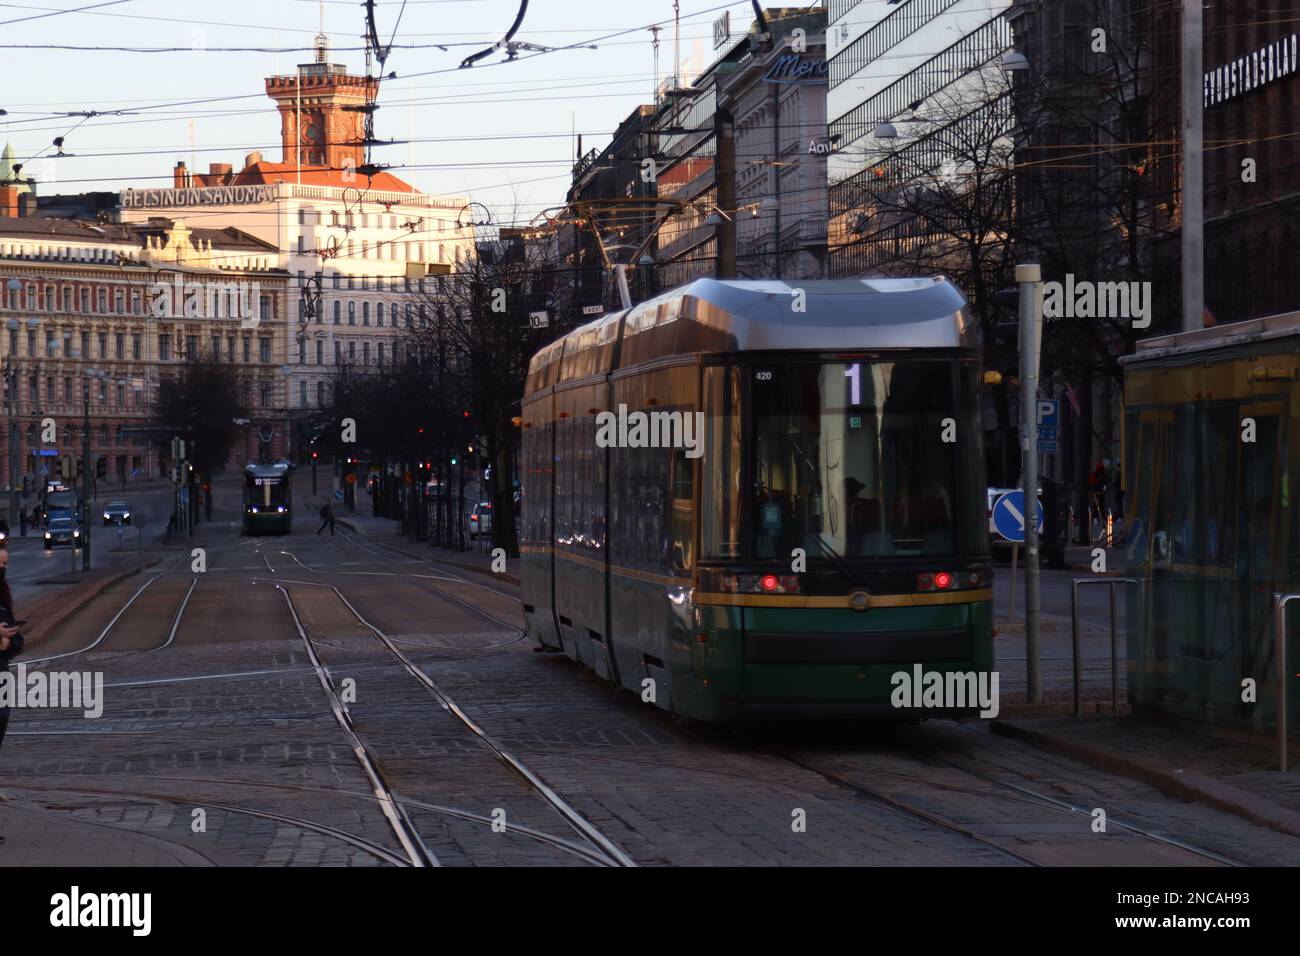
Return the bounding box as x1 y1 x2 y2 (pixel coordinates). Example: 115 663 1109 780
243 461 293 535
520 278 993 720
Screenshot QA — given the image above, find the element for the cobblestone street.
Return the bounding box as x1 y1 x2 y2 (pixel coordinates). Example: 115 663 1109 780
3 489 1298 869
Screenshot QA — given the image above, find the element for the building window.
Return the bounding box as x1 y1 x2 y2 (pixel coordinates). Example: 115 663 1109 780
79 289 89 312
98 381 107 404
362 341 370 366
211 334 221 357
376 302 384 326
259 337 271 363
114 290 124 313
317 381 325 406
299 380 308 406
96 289 106 312
186 335 198 359
64 377 72 403
377 342 384 365
26 330 34 356
260 382 272 407
116 383 125 406
81 331 89 358
298 339 307 364
28 377 36 402
243 338 251 363
362 301 370 326
332 301 340 324
158 334 171 361
316 339 324 365
348 301 356 325
405 304 413 328
6 328 14 355
98 332 107 358
62 287 72 310
132 334 141 360
115 333 124 359
347 341 356 362
334 340 341 364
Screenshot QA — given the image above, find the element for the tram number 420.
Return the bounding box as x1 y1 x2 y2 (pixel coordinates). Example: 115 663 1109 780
755 370 773 382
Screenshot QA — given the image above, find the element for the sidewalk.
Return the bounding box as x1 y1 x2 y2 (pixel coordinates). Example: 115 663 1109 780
995 712 1300 840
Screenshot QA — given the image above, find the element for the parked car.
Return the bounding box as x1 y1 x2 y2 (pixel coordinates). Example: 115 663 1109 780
102 500 132 525
44 515 82 550
468 501 493 540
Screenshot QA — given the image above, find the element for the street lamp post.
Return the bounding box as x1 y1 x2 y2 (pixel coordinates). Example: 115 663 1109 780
80 368 107 573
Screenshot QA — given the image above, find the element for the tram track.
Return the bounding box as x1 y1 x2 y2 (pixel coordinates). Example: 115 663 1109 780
268 574 635 867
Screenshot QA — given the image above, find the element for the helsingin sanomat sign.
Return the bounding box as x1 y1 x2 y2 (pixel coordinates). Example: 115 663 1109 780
1204 32 1298 107
120 185 277 207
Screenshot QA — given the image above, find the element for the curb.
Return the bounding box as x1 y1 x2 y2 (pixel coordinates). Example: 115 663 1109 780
997 702 1129 718
992 718 1300 840
22 557 163 644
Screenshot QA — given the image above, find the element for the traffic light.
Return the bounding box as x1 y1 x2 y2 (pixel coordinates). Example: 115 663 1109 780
311 451 318 461
451 454 459 466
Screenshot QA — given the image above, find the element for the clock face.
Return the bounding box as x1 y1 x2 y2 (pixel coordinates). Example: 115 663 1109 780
303 123 321 142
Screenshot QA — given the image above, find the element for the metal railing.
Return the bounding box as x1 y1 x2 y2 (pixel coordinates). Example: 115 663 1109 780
1271 593 1296 772
1071 577 1139 718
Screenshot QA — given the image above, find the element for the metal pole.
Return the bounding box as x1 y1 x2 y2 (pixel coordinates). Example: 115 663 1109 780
1018 263 1044 703
1110 580 1119 714
1008 543 1018 618
1275 594 1291 772
1072 579 1082 718
7 366 17 530
81 379 91 572
1181 0 1204 332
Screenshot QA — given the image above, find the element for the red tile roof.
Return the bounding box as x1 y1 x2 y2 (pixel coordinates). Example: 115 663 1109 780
221 162 418 193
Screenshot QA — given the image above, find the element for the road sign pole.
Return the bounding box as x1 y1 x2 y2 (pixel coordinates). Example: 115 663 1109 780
1018 263 1045 704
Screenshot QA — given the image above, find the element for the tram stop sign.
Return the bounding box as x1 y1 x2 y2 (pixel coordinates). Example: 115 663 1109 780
992 491 1044 544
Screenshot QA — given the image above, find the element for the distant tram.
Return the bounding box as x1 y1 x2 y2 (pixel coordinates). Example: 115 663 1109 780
243 461 293 535
520 278 993 720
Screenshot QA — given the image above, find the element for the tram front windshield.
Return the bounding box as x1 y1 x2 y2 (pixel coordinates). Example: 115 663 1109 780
247 475 288 509
750 359 985 561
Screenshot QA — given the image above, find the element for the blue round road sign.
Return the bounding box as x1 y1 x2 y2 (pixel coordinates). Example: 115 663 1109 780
992 491 1044 543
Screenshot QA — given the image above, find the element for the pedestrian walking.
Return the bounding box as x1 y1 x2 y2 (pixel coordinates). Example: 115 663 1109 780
317 501 336 536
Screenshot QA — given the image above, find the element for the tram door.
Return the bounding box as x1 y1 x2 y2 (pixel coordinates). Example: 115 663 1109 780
1235 398 1287 727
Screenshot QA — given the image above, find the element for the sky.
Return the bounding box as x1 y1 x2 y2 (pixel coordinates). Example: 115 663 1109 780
0 0 771 228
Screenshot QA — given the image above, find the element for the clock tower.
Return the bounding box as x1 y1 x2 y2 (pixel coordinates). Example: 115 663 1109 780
265 34 376 172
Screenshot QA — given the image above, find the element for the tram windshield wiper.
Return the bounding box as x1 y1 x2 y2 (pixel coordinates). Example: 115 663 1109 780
804 529 871 592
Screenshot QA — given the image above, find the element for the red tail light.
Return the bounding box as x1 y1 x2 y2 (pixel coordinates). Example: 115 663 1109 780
759 574 780 592
934 571 953 590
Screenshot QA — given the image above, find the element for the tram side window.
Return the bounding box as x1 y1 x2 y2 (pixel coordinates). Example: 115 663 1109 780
669 445 693 575
703 365 742 561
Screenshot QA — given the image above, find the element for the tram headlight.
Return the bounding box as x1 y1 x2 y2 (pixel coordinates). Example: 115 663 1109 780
250 506 259 514
276 506 286 513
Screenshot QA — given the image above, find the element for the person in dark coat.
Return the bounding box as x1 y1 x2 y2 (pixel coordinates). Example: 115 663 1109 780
0 546 25 751
317 501 336 536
